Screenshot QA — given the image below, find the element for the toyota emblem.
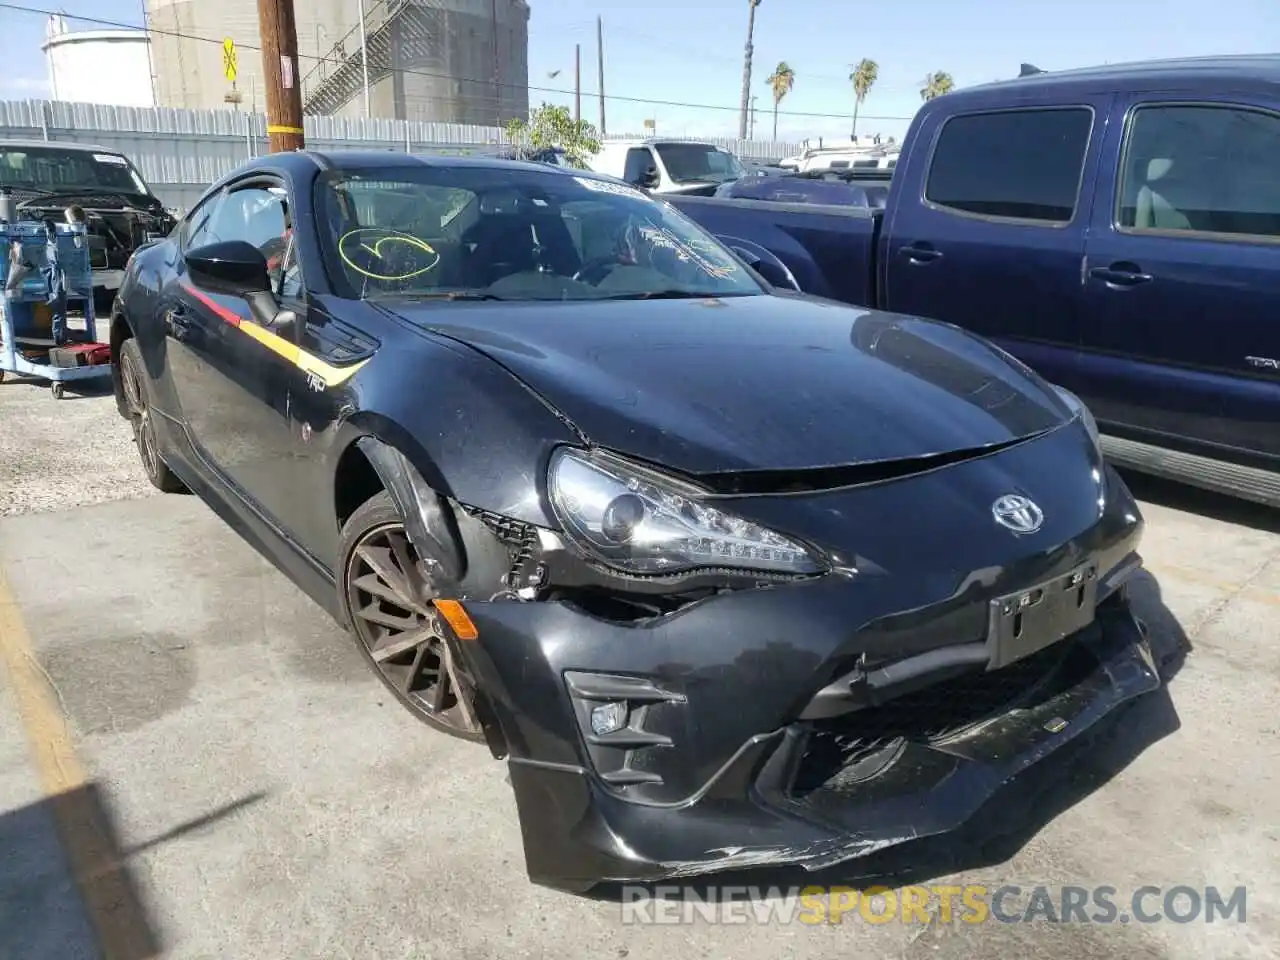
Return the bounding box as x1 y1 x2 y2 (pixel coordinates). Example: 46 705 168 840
992 494 1044 534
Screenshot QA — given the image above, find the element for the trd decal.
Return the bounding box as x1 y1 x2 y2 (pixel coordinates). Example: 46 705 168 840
182 283 369 388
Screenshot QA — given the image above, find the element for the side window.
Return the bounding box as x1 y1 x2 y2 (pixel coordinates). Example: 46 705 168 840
1117 103 1280 239
208 186 287 250
925 108 1094 223
622 147 653 184
183 191 224 248
206 185 296 297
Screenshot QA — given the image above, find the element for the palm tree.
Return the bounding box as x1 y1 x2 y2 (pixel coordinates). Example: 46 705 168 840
738 0 763 139
920 71 954 101
766 61 794 141
849 58 878 138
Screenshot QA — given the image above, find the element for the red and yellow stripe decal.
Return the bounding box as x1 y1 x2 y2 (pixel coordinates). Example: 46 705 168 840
183 284 369 389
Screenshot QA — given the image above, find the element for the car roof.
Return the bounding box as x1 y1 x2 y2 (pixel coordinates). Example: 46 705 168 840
602 138 721 148
0 139 121 154
208 149 625 194
950 54 1280 104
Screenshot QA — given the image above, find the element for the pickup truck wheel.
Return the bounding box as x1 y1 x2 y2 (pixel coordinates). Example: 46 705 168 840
119 338 186 493
339 491 485 742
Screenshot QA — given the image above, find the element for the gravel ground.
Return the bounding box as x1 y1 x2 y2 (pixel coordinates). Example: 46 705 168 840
0 375 158 516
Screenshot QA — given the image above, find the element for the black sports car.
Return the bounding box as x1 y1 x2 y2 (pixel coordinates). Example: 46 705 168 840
110 150 1160 893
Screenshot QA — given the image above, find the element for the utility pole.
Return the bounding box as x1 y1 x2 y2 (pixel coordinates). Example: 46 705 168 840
138 0 158 108
257 0 304 151
358 0 371 117
490 0 501 122
596 16 606 135
738 0 760 140
574 44 581 123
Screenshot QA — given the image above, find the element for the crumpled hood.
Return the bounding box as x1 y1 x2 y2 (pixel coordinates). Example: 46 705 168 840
393 294 1072 476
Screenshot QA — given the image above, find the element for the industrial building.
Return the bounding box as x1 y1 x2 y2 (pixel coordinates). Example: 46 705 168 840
42 15 156 108
145 0 530 126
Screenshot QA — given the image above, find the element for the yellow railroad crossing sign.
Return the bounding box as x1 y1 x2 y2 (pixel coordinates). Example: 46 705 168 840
223 37 238 83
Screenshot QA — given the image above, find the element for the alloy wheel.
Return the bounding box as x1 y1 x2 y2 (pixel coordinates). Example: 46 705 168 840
344 521 483 739
121 350 161 479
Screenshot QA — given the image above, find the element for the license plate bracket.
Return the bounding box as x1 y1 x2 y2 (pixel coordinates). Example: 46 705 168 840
986 561 1098 669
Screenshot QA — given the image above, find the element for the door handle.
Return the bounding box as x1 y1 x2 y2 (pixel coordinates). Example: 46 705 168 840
1089 264 1152 287
898 244 944 264
164 304 190 332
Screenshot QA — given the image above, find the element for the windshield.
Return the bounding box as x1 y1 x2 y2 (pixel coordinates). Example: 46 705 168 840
314 165 766 302
0 146 152 197
654 144 745 184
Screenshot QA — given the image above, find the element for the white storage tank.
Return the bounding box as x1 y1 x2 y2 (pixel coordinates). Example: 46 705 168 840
42 15 156 108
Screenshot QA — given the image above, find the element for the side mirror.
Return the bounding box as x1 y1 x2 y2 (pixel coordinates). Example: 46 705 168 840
732 245 797 291
185 239 284 330
184 240 271 297
752 260 798 290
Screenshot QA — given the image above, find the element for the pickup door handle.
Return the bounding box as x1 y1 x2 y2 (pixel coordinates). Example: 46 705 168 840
1089 264 1153 287
898 244 944 264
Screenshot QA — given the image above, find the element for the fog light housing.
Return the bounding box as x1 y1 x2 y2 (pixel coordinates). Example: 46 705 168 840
590 701 629 736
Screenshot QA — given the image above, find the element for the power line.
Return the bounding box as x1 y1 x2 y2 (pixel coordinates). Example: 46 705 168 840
1 1 918 122
579 24 927 95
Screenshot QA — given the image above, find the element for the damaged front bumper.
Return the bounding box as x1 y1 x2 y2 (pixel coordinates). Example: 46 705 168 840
515 602 1156 889
445 533 1158 893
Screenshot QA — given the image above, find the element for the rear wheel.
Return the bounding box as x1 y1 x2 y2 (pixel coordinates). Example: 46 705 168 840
119 338 186 493
339 491 484 742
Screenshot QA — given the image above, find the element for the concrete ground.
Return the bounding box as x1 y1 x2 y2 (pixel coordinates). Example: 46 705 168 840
0 373 1276 960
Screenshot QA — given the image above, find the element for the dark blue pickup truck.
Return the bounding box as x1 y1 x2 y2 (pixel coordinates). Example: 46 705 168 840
666 56 1280 509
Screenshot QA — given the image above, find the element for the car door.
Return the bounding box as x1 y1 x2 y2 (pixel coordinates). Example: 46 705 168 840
880 100 1112 391
161 178 314 529
145 188 225 426
1078 95 1280 460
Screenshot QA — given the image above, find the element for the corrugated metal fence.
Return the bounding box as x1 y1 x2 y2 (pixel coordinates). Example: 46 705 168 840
0 99 803 210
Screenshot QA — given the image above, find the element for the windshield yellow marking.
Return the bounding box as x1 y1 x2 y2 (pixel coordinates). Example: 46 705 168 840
339 228 440 281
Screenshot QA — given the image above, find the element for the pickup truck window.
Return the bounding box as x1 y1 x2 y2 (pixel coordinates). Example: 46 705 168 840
925 107 1093 224
1117 104 1280 240
623 148 653 184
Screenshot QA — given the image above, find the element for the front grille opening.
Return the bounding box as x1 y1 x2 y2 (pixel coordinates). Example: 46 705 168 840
791 637 1096 798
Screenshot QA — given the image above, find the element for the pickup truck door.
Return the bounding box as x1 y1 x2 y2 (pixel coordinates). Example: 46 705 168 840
1078 94 1280 460
880 98 1113 391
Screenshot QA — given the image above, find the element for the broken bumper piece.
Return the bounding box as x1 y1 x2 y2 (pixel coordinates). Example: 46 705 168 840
477 596 1158 893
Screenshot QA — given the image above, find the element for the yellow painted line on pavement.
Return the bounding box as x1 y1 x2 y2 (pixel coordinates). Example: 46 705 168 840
0 566 158 958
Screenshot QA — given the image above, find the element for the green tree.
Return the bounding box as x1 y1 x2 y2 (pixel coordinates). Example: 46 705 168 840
849 58 878 138
920 71 954 101
504 103 601 168
766 61 795 142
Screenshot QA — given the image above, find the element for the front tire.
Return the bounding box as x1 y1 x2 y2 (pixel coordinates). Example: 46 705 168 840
119 338 186 493
338 491 484 742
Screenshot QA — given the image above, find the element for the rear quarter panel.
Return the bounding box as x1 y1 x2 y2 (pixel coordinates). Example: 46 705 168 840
665 195 880 307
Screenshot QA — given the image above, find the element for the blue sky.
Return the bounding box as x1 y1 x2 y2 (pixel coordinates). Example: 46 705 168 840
2 0 1278 143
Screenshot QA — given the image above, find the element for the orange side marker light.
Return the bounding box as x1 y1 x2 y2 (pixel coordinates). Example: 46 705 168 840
433 599 479 640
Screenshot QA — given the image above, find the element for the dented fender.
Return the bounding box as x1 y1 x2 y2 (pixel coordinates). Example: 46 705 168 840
356 437 467 584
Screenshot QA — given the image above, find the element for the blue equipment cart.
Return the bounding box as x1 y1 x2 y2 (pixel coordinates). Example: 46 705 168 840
1 219 112 399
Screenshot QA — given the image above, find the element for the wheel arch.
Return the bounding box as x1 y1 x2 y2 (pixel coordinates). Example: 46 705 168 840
329 418 514 760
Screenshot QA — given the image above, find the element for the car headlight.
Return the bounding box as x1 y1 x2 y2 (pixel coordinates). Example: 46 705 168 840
1053 385 1101 452
547 447 825 576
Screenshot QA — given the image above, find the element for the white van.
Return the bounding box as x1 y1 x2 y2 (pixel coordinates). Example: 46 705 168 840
797 149 897 174
586 139 746 195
